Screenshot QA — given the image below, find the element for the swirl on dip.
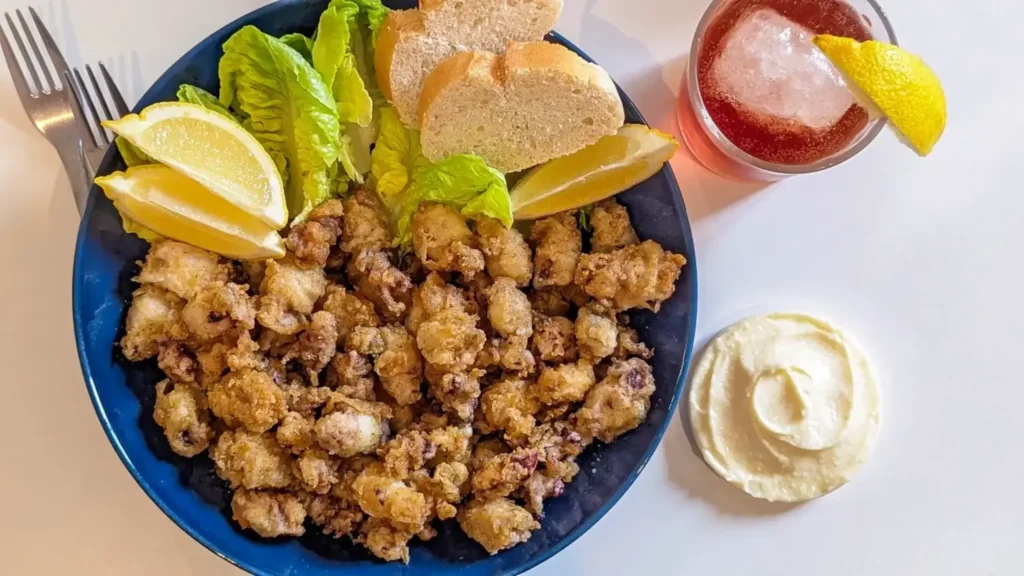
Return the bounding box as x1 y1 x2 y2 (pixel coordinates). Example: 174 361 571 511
688 313 881 502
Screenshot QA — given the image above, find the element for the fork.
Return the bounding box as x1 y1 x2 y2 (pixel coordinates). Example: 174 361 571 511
70 62 129 177
0 7 92 213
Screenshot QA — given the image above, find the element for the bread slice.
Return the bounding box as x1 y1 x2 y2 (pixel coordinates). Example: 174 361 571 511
376 0 562 127
418 41 625 173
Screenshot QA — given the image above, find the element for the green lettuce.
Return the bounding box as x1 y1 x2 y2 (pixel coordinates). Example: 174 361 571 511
176 84 237 120
370 106 428 207
346 0 389 103
394 154 512 245
344 14 382 173
333 167 352 198
577 204 594 231
313 0 389 181
370 106 511 244
219 25 341 223
279 33 314 64
351 0 389 45
314 1 373 127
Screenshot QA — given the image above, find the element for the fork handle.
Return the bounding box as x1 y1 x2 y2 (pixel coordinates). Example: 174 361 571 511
55 140 91 215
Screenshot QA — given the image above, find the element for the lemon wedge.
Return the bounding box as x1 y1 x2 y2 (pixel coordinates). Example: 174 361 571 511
812 35 946 156
96 165 286 261
104 102 287 228
510 124 678 220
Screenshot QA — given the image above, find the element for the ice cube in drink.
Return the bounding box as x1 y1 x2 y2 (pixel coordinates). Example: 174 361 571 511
678 0 881 177
708 8 854 133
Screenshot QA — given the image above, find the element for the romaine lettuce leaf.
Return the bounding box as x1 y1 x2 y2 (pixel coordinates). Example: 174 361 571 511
370 106 428 207
345 15 384 171
338 132 361 186
394 154 512 245
313 0 390 181
219 25 341 224
464 177 514 225
348 3 387 107
348 121 377 179
279 33 314 64
313 1 372 127
333 167 352 198
176 84 237 120
350 0 389 45
370 107 511 244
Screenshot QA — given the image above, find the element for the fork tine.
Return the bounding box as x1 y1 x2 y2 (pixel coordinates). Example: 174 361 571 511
0 14 35 102
28 7 70 87
87 65 114 143
16 9 54 91
98 62 129 117
73 68 103 147
86 65 113 120
65 69 102 162
5 13 41 93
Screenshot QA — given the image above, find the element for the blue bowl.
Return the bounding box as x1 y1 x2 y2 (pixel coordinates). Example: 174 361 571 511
72 1 698 574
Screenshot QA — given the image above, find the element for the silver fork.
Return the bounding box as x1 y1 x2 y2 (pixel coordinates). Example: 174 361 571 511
71 62 129 176
0 7 92 213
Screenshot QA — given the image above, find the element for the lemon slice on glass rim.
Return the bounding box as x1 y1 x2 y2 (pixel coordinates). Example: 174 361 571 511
813 35 946 156
104 102 288 228
96 165 286 261
510 124 678 220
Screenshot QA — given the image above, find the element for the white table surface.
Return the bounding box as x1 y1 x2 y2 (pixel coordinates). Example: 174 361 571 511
0 0 1018 574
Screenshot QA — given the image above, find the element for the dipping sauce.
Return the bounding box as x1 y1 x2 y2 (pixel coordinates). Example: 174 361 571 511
688 313 881 502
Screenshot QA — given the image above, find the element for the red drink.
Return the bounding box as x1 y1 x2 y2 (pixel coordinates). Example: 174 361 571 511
678 0 896 180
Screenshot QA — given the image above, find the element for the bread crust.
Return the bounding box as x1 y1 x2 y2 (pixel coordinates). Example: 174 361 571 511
375 9 425 102
376 0 563 127
418 41 625 173
418 51 496 127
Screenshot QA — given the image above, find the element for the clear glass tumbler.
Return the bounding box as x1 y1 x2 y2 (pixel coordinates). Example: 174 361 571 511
677 0 897 181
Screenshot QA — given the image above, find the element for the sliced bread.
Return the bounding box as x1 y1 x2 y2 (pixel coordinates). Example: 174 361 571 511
418 41 626 174
375 0 562 127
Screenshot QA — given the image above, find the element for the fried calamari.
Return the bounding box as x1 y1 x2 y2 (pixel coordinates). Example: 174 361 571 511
122 197 684 561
